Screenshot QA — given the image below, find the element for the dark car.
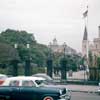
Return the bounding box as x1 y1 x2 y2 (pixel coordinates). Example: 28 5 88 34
0 86 70 100
0 76 71 100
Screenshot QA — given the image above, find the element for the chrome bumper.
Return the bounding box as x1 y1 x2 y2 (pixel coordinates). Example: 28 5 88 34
58 94 71 100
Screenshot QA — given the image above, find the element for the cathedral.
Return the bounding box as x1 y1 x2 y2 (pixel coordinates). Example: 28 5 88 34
82 25 100 59
82 26 100 81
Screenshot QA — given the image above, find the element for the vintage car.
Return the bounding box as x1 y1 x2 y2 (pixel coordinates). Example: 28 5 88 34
0 76 71 100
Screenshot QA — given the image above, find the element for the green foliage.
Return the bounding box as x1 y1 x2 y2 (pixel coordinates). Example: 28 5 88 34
0 28 81 75
65 54 79 71
53 53 81 71
31 67 46 74
0 29 48 75
88 51 93 67
0 29 48 67
97 56 100 68
1 29 36 44
0 43 19 64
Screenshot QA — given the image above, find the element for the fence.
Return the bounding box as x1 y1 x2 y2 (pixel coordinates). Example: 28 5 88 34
53 67 100 85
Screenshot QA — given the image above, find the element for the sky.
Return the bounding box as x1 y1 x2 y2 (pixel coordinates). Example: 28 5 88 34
0 0 100 52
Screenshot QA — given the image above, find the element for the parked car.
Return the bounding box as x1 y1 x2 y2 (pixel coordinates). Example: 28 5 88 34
32 73 53 82
0 74 8 85
1 76 71 100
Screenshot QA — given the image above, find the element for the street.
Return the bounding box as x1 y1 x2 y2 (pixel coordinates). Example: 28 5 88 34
71 92 100 100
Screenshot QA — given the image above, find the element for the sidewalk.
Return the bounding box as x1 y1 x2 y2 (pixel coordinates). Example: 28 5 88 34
53 70 99 93
66 84 99 93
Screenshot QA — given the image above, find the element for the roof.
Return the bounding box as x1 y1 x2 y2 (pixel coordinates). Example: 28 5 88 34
6 76 45 81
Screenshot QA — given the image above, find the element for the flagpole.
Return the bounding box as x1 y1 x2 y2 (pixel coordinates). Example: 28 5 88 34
86 1 89 79
86 5 89 60
83 3 88 60
83 0 89 79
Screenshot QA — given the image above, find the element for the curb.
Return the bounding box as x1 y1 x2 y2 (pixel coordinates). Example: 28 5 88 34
70 90 98 94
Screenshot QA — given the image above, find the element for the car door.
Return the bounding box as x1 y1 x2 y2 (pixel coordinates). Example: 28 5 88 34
20 80 39 100
10 87 21 100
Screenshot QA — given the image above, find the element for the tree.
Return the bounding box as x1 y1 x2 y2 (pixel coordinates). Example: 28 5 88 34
97 57 100 68
88 51 93 67
0 43 19 64
0 29 48 65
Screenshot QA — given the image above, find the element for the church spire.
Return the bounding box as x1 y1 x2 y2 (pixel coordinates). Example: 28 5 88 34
83 26 88 40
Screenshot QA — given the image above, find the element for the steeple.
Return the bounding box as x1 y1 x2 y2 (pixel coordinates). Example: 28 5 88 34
53 38 58 45
83 26 88 40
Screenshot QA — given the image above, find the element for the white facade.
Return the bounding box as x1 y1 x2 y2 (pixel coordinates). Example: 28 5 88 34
49 38 77 55
82 26 100 57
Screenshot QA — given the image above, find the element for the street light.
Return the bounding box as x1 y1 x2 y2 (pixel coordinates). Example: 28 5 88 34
25 43 31 76
14 43 18 49
13 43 31 76
61 42 67 80
46 42 53 78
11 43 19 76
63 42 67 58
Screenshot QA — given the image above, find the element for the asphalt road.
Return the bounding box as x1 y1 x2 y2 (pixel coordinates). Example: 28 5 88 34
71 92 100 100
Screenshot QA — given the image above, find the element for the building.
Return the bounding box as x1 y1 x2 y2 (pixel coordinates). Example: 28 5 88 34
82 26 100 57
82 26 88 58
82 26 100 81
48 38 77 55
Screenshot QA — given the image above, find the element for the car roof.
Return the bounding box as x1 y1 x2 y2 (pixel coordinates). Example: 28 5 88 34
33 73 52 80
5 76 45 81
0 74 7 77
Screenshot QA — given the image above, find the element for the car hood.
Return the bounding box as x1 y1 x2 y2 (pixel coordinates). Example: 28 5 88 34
42 84 66 89
38 86 66 95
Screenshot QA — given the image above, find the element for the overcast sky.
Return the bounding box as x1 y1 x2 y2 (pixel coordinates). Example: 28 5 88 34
0 0 100 52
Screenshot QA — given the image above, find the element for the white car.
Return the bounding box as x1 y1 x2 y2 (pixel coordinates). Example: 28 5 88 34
1 76 45 87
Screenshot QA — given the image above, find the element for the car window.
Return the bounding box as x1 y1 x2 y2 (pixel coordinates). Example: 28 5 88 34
35 80 43 85
22 80 35 87
9 80 19 86
35 80 48 86
0 76 7 79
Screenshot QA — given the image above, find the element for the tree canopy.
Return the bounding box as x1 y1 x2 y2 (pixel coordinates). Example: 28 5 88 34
0 29 48 67
0 29 81 71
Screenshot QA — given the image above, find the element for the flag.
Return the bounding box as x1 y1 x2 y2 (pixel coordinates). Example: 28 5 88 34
83 10 88 18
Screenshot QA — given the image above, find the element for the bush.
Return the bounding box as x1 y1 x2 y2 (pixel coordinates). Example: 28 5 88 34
31 67 46 75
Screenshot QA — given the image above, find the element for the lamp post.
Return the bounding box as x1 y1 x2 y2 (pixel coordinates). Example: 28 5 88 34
46 42 53 78
11 43 19 76
25 43 31 76
61 42 67 80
